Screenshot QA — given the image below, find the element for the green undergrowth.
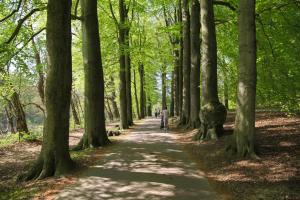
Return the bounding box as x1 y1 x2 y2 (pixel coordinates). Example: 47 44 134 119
0 131 42 148
0 184 39 200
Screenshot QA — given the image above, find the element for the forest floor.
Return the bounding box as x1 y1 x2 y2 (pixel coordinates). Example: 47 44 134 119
174 111 300 200
0 112 299 200
0 123 121 200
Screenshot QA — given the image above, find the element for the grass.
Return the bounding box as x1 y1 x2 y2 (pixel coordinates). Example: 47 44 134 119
0 133 19 148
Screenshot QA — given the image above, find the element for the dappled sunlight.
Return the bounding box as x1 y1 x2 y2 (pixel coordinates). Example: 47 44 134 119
56 118 218 200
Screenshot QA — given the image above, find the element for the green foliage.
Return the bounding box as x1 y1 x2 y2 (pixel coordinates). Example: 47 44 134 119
0 133 19 148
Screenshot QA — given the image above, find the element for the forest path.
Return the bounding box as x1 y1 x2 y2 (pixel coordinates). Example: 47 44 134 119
56 118 219 200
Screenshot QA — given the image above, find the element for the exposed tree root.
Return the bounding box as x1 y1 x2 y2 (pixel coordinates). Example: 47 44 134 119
72 134 111 151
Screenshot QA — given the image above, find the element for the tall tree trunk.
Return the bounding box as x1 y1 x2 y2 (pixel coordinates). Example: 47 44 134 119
106 99 114 121
178 0 183 117
73 92 84 119
125 30 133 126
170 70 175 117
32 38 45 104
5 106 15 133
71 97 80 125
232 0 257 157
181 0 191 125
162 66 167 109
174 49 180 116
11 92 29 134
77 0 109 149
224 75 229 110
189 0 201 128
196 0 226 141
110 92 120 120
144 91 147 116
139 63 145 118
105 100 114 121
147 96 152 117
25 0 74 180
133 69 141 119
118 0 129 129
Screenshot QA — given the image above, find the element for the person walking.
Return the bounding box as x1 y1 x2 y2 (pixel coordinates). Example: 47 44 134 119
162 106 168 132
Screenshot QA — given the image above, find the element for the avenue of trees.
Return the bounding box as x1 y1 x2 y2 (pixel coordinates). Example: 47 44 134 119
0 0 299 179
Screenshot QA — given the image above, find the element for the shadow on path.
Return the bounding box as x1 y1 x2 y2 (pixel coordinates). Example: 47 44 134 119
56 118 219 200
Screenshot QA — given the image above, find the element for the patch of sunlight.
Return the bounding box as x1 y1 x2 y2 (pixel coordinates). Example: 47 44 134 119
56 177 175 200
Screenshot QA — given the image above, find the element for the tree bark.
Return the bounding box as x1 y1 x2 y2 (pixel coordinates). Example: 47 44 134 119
232 0 257 157
71 96 80 125
162 66 167 109
178 0 183 117
24 0 74 180
170 70 175 117
125 30 133 126
110 92 120 120
189 0 201 128
32 38 45 104
118 0 129 129
11 92 29 134
133 69 141 119
195 0 226 141
5 106 15 133
144 91 147 116
105 100 114 121
224 75 229 110
174 49 180 116
181 0 191 125
77 0 109 149
139 63 145 118
147 95 152 117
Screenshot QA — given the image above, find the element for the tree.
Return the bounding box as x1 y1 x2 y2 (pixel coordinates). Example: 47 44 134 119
11 91 29 134
139 62 145 118
162 65 167 109
195 0 226 141
231 0 257 157
181 0 191 125
178 0 184 117
76 0 110 149
133 69 141 119
189 0 201 128
24 0 74 180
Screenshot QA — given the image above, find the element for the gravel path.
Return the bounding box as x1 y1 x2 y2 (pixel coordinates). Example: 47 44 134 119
56 118 219 200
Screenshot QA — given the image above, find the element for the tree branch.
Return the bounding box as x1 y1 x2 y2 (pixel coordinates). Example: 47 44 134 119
71 14 82 20
74 0 80 17
23 102 45 115
0 0 23 23
5 7 46 44
5 28 46 66
109 0 119 26
213 0 237 11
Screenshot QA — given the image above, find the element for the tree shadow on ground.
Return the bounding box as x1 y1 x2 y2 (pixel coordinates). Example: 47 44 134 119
177 112 300 200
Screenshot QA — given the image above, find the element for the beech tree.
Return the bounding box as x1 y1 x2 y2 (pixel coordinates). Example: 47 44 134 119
181 0 191 125
189 0 201 128
231 0 257 157
76 0 110 149
25 0 74 180
195 0 227 140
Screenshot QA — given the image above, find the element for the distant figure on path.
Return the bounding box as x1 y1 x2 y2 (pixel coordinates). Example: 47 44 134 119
155 108 158 118
162 106 168 132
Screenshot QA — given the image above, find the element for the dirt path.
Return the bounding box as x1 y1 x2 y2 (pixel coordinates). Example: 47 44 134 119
56 118 220 200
